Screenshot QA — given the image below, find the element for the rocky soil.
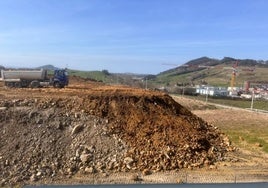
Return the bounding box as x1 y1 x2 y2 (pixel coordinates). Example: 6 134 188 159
0 78 232 186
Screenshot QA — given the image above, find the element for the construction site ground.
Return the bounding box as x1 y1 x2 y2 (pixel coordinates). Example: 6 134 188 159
0 77 267 186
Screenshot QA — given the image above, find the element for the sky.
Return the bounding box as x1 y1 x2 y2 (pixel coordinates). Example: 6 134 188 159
0 0 268 74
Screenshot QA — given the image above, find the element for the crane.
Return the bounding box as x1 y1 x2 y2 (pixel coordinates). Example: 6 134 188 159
161 63 213 69
230 61 239 90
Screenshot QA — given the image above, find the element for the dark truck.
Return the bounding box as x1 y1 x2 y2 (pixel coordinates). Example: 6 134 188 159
0 69 68 88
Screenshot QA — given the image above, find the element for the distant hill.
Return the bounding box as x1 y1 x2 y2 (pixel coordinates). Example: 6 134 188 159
36 64 60 70
68 69 152 88
185 56 220 66
154 57 268 88
0 65 5 70
160 57 268 75
186 56 268 67
52 57 268 89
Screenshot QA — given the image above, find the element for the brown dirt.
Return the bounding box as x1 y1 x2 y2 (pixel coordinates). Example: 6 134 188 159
0 78 235 186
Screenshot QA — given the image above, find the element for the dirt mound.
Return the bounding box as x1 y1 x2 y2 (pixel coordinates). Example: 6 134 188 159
82 91 229 170
0 87 231 186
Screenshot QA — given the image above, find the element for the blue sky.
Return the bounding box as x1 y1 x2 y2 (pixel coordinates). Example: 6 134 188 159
0 0 268 74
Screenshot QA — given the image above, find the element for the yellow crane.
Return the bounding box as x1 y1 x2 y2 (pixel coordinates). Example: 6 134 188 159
230 61 239 90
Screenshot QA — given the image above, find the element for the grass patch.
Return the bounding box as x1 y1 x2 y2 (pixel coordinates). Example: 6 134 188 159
68 70 115 83
185 95 268 111
191 104 217 110
224 130 268 153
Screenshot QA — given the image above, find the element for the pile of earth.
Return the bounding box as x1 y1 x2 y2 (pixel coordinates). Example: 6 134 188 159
0 88 232 186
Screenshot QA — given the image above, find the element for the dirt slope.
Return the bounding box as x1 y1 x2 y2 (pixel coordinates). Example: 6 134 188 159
0 79 231 186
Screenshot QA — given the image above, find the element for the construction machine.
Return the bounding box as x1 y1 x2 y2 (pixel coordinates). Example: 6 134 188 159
0 69 69 88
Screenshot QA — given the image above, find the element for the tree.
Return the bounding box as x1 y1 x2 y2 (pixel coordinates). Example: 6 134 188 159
102 69 110 75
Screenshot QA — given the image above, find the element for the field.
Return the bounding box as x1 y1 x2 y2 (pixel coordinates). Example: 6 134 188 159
0 78 267 186
179 95 268 111
68 70 110 82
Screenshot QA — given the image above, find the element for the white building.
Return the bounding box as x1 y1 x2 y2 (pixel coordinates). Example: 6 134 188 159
240 93 262 99
227 87 240 96
196 86 228 97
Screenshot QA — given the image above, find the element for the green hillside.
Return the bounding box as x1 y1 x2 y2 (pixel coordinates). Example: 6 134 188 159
68 69 116 83
68 69 149 87
151 57 268 88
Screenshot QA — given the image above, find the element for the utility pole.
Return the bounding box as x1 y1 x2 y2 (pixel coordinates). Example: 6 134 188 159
116 74 119 84
205 86 209 103
181 83 185 96
251 91 254 110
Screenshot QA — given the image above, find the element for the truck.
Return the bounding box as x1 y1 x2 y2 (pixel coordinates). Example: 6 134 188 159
0 69 69 88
